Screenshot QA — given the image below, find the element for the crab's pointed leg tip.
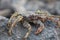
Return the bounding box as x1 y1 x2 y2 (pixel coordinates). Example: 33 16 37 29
7 31 12 36
34 30 41 35
7 33 12 36
22 38 27 40
34 32 39 35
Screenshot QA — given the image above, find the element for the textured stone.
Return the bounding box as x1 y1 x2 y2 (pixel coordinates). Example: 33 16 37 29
0 16 59 40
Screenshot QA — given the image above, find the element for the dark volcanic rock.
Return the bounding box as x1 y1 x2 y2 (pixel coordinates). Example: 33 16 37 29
0 16 59 40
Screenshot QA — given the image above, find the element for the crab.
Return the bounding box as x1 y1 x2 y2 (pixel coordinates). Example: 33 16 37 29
7 10 60 40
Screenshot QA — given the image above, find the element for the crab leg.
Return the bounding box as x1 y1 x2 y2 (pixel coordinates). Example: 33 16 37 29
35 21 44 35
57 21 60 27
55 16 60 27
23 21 32 40
48 16 60 27
8 12 18 26
8 15 23 36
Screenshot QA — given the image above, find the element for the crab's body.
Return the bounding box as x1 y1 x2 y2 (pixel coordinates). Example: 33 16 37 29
7 10 60 40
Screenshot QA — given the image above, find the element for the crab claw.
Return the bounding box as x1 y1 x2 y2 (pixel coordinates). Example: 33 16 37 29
35 26 44 35
35 28 42 35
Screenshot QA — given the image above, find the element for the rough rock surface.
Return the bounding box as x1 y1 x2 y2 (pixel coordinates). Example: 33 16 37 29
0 16 59 40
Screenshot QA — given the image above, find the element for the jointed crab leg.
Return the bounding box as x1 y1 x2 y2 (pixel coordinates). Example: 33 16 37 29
35 25 44 35
35 20 45 35
23 21 32 40
47 16 60 27
8 12 18 26
52 16 60 27
8 15 23 35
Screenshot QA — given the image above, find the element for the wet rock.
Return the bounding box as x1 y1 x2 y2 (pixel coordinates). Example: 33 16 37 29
56 28 60 39
0 16 59 40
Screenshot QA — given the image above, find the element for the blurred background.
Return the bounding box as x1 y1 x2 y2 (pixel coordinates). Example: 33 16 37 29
0 0 60 18
25 0 60 15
